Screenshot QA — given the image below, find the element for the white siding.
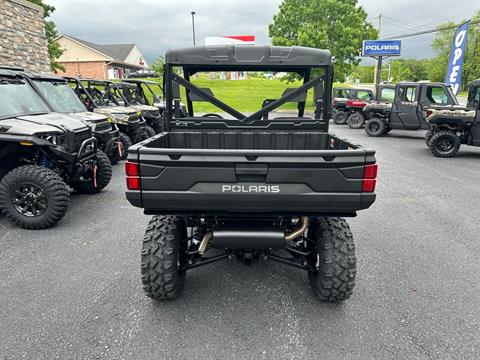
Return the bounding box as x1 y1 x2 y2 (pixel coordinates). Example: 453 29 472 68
124 45 148 68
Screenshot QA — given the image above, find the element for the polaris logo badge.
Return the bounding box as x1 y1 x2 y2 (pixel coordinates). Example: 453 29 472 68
362 40 401 56
365 44 400 51
222 185 280 193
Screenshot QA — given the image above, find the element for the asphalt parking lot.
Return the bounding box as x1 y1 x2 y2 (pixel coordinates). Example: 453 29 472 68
1 124 480 360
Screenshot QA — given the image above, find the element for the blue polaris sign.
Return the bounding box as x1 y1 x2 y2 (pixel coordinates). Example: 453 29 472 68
362 40 401 56
445 21 470 95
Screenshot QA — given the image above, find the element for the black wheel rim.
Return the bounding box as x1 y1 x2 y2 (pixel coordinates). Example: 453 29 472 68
350 114 362 127
370 122 380 133
437 137 454 153
11 183 48 217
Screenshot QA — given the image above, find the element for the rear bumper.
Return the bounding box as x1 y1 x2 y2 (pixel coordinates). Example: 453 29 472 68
126 190 375 217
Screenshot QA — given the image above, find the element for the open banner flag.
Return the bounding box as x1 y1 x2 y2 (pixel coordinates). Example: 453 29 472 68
445 21 470 95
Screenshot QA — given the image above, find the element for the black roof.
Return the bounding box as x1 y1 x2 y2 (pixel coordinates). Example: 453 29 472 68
0 65 25 72
397 81 448 87
467 79 480 87
0 69 20 77
165 45 331 69
124 79 161 85
21 72 66 82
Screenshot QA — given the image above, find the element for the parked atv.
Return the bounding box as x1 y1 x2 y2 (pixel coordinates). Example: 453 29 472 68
20 72 122 164
0 69 112 229
111 81 162 135
123 78 187 118
332 88 373 126
425 80 480 157
364 82 458 137
66 78 149 158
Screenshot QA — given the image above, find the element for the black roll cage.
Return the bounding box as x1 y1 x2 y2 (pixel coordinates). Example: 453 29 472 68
124 79 164 106
64 77 100 110
163 63 333 130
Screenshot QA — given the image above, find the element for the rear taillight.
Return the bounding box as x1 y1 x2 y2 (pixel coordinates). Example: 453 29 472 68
362 164 378 193
125 161 140 190
426 109 433 117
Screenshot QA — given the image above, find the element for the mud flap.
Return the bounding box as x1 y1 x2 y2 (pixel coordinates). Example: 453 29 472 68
93 163 98 188
117 141 123 157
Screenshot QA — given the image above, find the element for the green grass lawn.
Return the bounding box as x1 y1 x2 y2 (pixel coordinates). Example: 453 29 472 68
138 76 333 113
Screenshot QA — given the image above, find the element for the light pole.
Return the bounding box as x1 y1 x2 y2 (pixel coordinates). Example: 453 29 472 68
191 11 196 46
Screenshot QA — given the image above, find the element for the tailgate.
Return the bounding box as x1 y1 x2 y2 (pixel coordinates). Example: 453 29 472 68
126 145 376 216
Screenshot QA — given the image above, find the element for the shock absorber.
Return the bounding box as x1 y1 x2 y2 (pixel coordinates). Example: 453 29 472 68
192 223 207 244
38 153 50 168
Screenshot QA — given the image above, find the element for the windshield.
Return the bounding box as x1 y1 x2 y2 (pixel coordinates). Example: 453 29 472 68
33 80 86 113
0 78 50 118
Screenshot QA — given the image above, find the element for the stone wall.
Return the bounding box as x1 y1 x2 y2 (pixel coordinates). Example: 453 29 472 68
0 0 50 72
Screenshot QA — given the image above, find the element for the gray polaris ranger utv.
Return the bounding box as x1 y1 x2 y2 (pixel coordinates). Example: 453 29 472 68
66 78 149 158
425 79 480 157
0 69 112 229
19 72 123 164
125 45 378 302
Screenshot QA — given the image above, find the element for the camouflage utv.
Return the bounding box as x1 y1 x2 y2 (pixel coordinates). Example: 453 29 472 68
111 81 162 135
123 78 187 119
0 68 112 229
19 72 123 164
66 78 149 159
425 79 480 157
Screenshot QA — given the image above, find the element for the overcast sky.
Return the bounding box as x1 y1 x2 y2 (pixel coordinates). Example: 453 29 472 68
49 0 479 64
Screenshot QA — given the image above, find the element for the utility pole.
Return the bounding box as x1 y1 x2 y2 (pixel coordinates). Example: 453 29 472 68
191 11 196 46
374 14 382 94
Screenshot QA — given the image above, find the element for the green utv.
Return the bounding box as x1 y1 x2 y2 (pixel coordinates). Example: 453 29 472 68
425 80 480 157
19 72 123 164
0 68 112 229
110 81 162 135
66 78 149 159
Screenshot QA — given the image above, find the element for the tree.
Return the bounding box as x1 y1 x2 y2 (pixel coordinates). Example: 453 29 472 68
27 0 64 71
268 0 378 81
150 56 165 77
350 64 375 83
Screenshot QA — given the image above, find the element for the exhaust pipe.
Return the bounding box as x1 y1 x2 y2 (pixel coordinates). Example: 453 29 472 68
284 217 309 241
198 217 310 254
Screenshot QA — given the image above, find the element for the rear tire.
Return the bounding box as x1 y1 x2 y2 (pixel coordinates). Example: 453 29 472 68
133 127 150 144
347 111 365 129
429 130 461 157
0 165 70 229
307 217 356 302
145 125 156 138
332 110 347 125
73 150 112 194
365 118 386 137
141 215 188 301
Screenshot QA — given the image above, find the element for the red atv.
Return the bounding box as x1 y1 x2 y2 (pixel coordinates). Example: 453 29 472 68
332 88 373 127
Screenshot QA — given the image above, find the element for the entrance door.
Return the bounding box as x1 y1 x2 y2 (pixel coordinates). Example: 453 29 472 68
391 84 422 130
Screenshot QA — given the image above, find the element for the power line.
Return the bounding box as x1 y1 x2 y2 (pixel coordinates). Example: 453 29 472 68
382 15 431 30
382 19 480 40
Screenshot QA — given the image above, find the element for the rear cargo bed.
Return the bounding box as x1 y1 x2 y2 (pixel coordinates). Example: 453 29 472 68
126 131 376 216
